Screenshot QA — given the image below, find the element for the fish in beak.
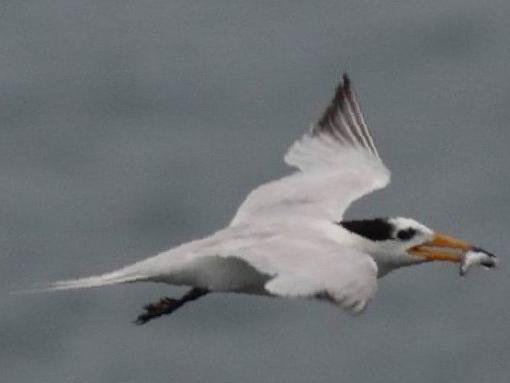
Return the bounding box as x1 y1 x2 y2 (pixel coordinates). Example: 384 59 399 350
408 233 498 275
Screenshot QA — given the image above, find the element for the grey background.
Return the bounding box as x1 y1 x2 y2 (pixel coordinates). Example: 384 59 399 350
1 1 509 382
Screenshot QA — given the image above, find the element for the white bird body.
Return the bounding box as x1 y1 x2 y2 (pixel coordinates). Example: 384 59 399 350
52 220 378 310
38 74 496 323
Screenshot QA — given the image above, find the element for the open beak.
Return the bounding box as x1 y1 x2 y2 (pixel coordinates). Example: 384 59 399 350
408 232 471 263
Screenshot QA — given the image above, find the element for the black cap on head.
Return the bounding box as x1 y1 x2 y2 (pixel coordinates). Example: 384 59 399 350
340 218 394 241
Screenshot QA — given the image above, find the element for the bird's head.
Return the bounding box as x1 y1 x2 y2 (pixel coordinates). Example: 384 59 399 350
340 217 497 272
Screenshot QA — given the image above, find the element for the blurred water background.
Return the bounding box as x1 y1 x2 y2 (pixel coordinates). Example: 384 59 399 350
1 1 509 382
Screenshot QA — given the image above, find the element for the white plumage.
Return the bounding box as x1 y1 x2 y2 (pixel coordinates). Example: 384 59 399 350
36 74 496 323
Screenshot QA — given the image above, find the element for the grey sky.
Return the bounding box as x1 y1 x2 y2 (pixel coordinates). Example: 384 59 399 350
1 1 509 382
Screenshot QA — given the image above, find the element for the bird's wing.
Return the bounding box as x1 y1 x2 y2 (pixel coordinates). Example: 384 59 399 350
231 74 390 226
236 234 378 312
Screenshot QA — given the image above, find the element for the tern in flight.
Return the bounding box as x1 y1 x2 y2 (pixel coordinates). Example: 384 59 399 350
40 74 497 324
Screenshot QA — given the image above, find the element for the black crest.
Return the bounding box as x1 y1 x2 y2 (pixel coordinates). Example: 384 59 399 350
340 218 394 241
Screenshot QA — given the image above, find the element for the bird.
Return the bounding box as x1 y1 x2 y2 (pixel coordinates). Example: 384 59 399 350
38 73 497 324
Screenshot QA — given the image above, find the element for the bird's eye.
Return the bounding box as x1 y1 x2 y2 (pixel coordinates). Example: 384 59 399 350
396 228 417 240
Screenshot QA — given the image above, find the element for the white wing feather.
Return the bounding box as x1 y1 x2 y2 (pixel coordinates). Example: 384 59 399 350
231 74 390 225
252 237 378 312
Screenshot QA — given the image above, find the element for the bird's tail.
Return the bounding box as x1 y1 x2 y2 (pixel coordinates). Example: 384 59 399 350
15 268 147 294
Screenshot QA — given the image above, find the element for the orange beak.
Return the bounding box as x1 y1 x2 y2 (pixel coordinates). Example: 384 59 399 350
408 232 471 263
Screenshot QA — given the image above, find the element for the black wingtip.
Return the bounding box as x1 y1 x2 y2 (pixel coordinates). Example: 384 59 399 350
333 74 349 109
316 72 352 129
342 72 351 89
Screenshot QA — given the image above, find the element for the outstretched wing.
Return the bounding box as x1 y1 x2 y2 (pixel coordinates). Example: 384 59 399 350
231 74 390 225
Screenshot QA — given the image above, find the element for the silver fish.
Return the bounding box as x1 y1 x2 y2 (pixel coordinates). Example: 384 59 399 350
460 247 498 276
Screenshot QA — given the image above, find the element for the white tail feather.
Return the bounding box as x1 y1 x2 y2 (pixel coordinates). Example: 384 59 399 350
15 269 146 294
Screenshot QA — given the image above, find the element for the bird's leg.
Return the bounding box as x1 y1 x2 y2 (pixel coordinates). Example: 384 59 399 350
135 287 209 325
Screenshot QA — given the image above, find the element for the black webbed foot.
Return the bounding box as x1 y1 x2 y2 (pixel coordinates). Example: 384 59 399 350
134 287 209 325
134 297 182 325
